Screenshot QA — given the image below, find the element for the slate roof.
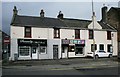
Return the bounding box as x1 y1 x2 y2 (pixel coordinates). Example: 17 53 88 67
11 15 116 31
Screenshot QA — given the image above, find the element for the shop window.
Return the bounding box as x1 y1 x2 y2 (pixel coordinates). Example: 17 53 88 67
54 28 60 38
99 44 104 50
89 30 93 39
91 44 97 52
107 44 112 52
18 46 30 56
75 47 83 54
40 46 47 54
107 31 111 40
75 29 80 39
69 46 75 52
25 27 31 38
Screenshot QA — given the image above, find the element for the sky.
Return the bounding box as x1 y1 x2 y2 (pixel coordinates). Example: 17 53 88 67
1 0 120 35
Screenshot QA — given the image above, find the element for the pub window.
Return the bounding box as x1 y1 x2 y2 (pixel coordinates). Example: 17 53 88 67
107 31 111 40
91 44 97 52
99 44 104 50
89 30 93 39
39 46 47 54
54 28 60 38
75 29 80 39
25 27 31 38
18 46 30 56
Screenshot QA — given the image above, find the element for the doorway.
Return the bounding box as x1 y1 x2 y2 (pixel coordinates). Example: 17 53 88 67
31 47 38 59
53 45 58 59
62 45 68 58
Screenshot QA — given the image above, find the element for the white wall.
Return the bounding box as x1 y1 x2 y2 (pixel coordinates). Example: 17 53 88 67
11 26 24 38
10 25 118 60
60 29 74 39
112 32 118 56
32 27 53 39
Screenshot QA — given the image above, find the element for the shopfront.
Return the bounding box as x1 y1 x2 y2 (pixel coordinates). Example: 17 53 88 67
62 39 85 58
18 39 47 60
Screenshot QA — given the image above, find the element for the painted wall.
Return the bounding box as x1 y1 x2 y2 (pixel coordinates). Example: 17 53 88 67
10 25 118 60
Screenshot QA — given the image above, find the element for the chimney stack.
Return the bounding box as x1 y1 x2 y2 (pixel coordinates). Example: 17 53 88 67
57 11 64 19
101 6 108 23
40 9 45 17
13 6 18 15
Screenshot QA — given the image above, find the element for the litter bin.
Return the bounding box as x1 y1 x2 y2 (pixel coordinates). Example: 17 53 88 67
14 53 18 61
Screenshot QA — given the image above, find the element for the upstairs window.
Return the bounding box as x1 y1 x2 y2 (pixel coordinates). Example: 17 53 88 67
25 27 31 38
107 31 111 40
54 28 60 38
75 29 80 39
89 30 93 39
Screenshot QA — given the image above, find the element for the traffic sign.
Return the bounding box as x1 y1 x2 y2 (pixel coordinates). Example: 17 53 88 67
4 37 10 44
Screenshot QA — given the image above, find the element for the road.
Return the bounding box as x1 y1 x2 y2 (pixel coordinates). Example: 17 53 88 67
2 66 119 75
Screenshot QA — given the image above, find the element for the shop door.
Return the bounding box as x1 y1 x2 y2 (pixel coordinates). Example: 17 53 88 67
53 45 58 59
62 46 68 58
31 47 38 59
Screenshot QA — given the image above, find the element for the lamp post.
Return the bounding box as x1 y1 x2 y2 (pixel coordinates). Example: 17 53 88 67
92 0 95 60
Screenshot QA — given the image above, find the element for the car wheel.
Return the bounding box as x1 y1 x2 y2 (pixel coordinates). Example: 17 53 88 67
109 54 112 58
95 55 99 59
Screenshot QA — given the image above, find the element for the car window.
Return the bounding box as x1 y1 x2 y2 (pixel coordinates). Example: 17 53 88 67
98 50 106 53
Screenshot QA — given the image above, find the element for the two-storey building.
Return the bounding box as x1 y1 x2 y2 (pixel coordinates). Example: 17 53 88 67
10 6 118 61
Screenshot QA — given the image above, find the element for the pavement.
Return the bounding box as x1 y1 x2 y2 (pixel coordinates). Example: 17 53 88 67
2 57 119 71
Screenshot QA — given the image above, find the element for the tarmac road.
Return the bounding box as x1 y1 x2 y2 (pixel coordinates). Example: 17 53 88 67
2 66 118 75
1 57 119 76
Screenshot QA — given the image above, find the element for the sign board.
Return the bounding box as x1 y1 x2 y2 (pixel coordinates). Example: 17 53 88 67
18 39 47 46
62 39 85 44
4 37 10 44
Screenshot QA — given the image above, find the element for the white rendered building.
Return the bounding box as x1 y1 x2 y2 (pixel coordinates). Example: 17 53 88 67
10 6 117 60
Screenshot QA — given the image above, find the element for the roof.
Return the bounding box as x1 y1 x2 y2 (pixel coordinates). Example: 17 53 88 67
11 15 116 31
108 7 120 13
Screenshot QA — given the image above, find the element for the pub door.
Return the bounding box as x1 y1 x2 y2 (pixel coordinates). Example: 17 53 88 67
31 47 38 59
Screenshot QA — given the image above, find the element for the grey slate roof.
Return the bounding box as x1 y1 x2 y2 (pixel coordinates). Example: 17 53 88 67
11 15 116 31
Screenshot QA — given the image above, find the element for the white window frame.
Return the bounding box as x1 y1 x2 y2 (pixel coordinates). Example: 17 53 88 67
18 46 31 57
39 46 47 54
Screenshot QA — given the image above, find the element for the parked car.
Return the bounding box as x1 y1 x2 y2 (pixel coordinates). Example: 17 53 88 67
87 50 112 58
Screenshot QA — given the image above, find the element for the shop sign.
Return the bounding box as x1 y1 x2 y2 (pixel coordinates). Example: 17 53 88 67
4 37 10 44
18 39 47 45
62 39 70 44
62 39 85 44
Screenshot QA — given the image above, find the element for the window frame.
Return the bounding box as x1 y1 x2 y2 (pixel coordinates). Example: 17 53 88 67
91 44 97 52
39 46 47 54
75 29 80 39
107 31 111 40
24 27 31 38
18 46 31 56
89 30 94 39
99 44 104 50
54 28 60 38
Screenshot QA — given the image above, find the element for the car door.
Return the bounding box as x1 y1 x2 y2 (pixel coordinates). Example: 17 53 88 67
98 50 105 57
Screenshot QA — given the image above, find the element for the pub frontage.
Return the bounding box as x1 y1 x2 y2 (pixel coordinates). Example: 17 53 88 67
17 39 47 60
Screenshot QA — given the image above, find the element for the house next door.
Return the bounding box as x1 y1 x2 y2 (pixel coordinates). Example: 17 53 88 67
31 47 38 59
53 45 58 59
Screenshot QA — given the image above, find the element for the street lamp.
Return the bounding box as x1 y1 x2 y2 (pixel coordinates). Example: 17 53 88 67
92 0 95 60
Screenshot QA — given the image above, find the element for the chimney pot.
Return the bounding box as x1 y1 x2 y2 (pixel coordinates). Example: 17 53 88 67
57 11 64 19
40 9 45 17
101 6 108 23
13 6 18 15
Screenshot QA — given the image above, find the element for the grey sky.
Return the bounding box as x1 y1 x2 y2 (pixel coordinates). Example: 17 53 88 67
2 1 119 35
